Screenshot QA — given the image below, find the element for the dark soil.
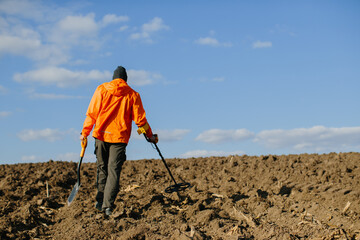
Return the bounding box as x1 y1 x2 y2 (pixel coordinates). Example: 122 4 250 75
1 152 359 239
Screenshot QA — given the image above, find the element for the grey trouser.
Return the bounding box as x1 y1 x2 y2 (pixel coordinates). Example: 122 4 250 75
94 138 127 209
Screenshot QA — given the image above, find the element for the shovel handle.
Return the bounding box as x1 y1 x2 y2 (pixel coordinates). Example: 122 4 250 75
80 137 87 157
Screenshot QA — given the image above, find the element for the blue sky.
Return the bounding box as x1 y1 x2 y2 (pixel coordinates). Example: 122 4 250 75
1 0 359 164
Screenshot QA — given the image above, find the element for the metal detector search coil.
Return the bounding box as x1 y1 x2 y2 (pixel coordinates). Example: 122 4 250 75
165 182 191 193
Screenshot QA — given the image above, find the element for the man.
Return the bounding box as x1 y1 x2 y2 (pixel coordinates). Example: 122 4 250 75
80 66 158 216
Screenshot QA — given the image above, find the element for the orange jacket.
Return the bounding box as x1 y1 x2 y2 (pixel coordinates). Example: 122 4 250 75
81 78 153 143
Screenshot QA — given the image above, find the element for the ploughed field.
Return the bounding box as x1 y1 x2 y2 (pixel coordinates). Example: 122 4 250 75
1 152 359 239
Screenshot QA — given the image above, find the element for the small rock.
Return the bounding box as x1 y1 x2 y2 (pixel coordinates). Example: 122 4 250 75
37 199 44 205
180 223 189 231
112 210 124 219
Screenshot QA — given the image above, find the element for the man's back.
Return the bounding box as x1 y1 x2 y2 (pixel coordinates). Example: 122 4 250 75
82 78 149 143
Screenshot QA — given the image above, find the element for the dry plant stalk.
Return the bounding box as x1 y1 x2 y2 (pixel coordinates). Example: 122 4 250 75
124 185 140 192
342 201 351 214
190 226 195 238
212 193 224 198
299 211 321 226
46 181 49 197
227 225 241 235
324 229 351 240
170 205 186 211
233 206 256 228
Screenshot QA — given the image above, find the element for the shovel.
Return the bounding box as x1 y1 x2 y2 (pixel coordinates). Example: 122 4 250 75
67 137 87 206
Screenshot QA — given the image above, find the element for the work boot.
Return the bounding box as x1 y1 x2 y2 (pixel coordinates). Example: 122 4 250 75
105 208 113 216
95 202 103 212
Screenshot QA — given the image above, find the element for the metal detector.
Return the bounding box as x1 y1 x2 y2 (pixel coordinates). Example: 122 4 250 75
144 134 191 193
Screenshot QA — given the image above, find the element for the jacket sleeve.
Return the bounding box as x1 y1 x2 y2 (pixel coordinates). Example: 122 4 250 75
132 92 153 138
82 86 102 137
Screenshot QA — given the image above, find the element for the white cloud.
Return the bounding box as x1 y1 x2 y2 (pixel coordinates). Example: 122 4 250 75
0 0 47 21
14 66 162 89
17 128 65 142
142 17 169 32
199 77 225 83
195 37 232 47
0 16 8 29
270 24 296 37
101 14 129 27
14 67 111 88
195 37 218 46
0 2 130 65
21 154 65 163
26 89 84 100
181 150 245 158
0 35 40 53
0 3 70 65
0 85 8 94
132 129 190 142
130 17 169 43
252 41 272 49
128 69 163 86
17 128 78 142
155 129 190 142
118 25 129 32
196 128 255 144
56 152 79 162
0 111 12 118
212 77 225 82
21 155 37 162
58 13 98 35
56 152 96 162
0 30 68 65
48 13 101 48
255 126 360 152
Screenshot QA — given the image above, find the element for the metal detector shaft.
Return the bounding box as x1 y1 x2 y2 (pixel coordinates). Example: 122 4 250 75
143 133 191 193
153 143 178 185
143 134 177 185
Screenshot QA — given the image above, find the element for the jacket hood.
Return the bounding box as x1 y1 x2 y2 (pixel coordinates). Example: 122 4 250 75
103 79 131 97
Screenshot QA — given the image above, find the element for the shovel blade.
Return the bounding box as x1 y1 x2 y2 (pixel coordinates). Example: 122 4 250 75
67 182 81 206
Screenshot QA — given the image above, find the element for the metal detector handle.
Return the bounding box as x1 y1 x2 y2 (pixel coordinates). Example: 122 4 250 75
143 133 151 142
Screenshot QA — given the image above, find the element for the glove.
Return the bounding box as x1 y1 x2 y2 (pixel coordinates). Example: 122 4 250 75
148 134 158 144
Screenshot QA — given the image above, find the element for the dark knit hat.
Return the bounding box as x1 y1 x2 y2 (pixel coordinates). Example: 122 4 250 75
113 66 128 81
